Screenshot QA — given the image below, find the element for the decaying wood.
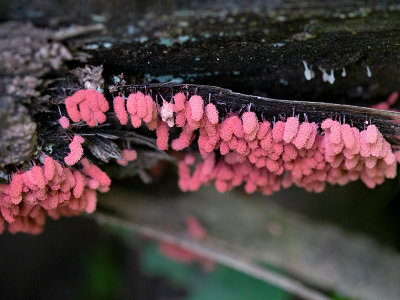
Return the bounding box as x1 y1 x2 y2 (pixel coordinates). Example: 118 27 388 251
0 96 36 167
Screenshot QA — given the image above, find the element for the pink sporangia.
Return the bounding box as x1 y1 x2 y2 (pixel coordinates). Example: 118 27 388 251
220 116 243 141
0 156 111 234
13 86 394 236
155 92 399 196
72 169 84 198
293 121 312 149
175 110 187 127
173 92 186 112
147 99 159 130
242 111 259 135
329 121 342 145
44 156 55 181
272 121 285 142
184 103 200 130
116 149 138 166
205 103 219 125
84 189 97 213
65 89 85 121
257 121 271 140
131 115 142 128
366 124 379 144
78 100 96 126
341 124 355 150
28 165 46 189
123 149 138 160
160 100 175 127
64 134 85 166
189 95 204 122
321 118 335 130
58 116 70 129
64 89 109 127
122 92 158 129
113 96 128 125
172 127 194 151
184 153 196 165
144 95 155 123
136 92 147 119
126 93 137 115
8 173 23 197
81 158 111 188
219 117 234 141
283 116 299 143
156 121 170 150
231 116 245 138
178 159 191 192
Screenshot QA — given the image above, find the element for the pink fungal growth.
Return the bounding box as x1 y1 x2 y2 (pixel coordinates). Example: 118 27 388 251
156 121 170 150
272 121 285 142
283 117 299 143
113 96 128 125
81 158 111 188
136 92 147 118
242 112 258 135
117 149 138 166
126 93 137 116
124 92 158 130
65 89 109 127
8 174 23 202
205 103 219 124
0 156 111 234
122 149 138 161
173 92 186 112
341 124 355 150
59 87 399 214
64 135 85 166
160 100 175 127
141 90 398 196
29 165 46 189
144 95 155 123
293 122 312 149
58 116 70 129
189 95 204 122
366 125 379 144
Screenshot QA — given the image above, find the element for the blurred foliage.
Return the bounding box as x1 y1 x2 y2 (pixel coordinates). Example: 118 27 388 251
76 245 123 299
140 242 290 300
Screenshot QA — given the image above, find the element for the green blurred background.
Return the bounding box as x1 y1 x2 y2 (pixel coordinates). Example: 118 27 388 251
0 217 296 300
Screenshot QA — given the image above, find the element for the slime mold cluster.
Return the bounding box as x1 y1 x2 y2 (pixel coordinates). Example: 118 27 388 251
1 87 399 234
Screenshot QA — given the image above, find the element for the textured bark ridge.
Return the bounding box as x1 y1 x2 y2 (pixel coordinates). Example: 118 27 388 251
0 97 36 167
